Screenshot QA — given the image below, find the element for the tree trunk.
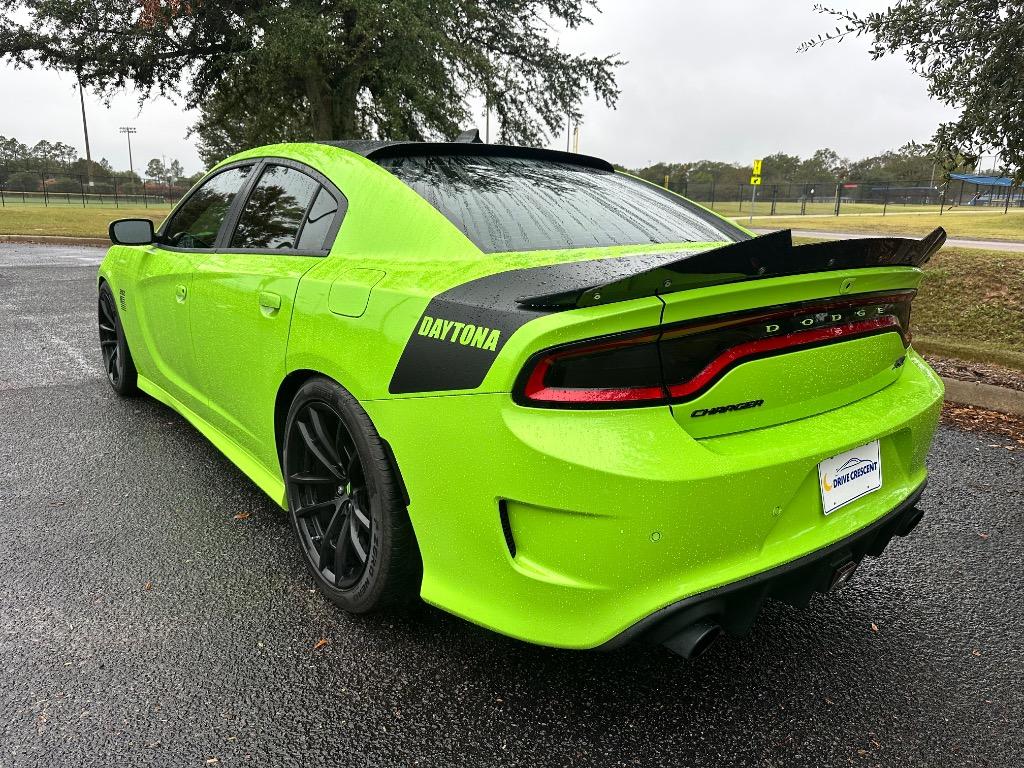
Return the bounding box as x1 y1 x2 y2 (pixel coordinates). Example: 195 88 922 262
305 61 335 140
333 73 360 138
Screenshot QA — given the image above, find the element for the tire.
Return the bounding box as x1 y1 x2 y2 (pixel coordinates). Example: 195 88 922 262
282 376 420 613
98 282 138 396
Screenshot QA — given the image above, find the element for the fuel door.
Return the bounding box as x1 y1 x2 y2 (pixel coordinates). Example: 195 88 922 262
328 268 386 318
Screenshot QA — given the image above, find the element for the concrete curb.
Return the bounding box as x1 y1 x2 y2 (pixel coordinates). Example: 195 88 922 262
1 234 107 248
942 376 1024 418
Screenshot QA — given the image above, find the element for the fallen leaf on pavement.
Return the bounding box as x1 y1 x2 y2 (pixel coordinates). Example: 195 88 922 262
144 581 153 591
233 512 250 521
312 638 329 651
870 623 879 633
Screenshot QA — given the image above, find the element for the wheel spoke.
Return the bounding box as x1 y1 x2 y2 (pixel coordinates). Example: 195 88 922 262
317 508 344 570
99 323 116 335
100 339 118 349
351 500 370 529
99 297 115 325
334 518 352 576
289 472 336 486
297 421 343 480
295 497 340 519
309 408 345 476
349 513 368 564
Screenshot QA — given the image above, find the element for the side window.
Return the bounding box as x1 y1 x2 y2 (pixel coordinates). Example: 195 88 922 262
231 164 320 249
296 187 340 251
163 166 252 248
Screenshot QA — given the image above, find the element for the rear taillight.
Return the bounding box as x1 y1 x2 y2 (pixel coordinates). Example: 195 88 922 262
515 291 914 408
520 330 666 404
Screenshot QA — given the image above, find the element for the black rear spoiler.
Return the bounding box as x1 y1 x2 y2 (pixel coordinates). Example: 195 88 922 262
516 227 946 310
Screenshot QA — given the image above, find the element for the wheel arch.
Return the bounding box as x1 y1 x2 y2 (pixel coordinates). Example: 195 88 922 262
273 369 410 506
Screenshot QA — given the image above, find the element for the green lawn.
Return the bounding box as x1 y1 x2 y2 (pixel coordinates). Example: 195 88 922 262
711 200 938 218
911 246 1024 370
747 209 1024 242
0 205 167 238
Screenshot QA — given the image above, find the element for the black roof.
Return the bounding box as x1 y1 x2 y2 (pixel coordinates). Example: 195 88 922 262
318 140 615 172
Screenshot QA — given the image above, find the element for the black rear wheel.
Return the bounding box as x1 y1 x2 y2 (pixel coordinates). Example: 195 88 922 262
283 377 419 612
98 282 137 396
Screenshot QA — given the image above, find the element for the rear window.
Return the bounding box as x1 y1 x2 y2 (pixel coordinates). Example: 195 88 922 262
377 154 744 253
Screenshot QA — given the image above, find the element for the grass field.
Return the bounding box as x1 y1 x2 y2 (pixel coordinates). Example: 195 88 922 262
0 206 166 238
748 209 1024 242
911 246 1024 370
710 200 939 218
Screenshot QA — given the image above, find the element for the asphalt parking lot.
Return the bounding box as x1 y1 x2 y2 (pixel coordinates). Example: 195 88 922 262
1 243 1021 767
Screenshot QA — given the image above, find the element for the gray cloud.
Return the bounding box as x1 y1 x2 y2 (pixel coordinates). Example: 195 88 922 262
0 1 956 174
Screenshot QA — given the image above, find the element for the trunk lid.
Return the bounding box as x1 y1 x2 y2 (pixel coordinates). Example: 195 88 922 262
513 229 943 437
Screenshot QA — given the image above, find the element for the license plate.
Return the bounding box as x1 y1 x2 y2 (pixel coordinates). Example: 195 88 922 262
818 440 882 515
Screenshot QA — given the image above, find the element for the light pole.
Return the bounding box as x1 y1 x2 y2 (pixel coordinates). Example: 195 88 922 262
119 126 137 180
76 72 93 189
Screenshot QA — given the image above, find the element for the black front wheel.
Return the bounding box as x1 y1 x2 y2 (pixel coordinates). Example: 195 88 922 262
283 377 419 613
98 282 138 396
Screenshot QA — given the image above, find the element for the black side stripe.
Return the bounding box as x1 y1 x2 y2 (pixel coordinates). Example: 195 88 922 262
387 250 701 394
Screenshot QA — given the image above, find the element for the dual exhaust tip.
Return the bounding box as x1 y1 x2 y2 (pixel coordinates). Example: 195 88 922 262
662 619 723 660
657 504 926 660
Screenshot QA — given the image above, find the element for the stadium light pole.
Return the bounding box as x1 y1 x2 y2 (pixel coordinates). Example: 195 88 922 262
119 126 138 179
76 70 93 189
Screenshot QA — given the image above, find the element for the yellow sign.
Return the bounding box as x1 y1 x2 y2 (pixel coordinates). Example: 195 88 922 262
750 175 762 186
752 159 763 176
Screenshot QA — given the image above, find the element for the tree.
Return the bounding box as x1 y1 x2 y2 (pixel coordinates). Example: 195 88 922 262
800 2 1024 178
145 157 167 181
0 136 30 168
53 141 78 170
167 159 184 184
2 0 622 164
71 157 111 180
798 148 848 180
31 140 56 169
760 152 802 182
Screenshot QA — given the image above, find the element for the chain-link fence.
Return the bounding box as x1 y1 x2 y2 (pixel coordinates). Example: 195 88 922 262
665 177 1024 217
0 170 185 208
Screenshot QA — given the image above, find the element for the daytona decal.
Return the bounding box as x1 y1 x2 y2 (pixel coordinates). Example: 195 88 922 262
417 315 501 351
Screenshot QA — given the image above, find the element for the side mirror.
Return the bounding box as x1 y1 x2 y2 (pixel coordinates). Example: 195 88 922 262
109 218 155 246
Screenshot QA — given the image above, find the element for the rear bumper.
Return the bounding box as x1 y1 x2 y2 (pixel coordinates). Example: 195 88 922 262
364 350 943 650
601 481 927 656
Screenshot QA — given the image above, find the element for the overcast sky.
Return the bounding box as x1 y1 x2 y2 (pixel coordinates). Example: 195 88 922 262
0 0 957 175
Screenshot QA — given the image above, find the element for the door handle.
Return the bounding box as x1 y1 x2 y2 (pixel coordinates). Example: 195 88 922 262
175 284 187 303
259 291 282 313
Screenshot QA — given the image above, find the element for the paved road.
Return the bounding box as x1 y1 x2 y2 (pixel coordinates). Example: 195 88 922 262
751 227 1024 253
1 244 1021 767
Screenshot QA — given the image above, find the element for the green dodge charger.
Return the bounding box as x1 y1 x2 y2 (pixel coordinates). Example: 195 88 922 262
98 136 945 658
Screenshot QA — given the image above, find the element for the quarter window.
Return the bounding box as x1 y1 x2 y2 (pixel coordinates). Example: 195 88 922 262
296 187 340 251
162 166 252 248
231 165 320 249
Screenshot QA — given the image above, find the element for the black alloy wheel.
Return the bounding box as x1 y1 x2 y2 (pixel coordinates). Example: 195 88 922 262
287 401 373 589
283 377 419 613
98 283 137 396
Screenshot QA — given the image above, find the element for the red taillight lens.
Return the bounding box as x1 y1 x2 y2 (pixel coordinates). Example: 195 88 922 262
519 330 666 404
516 291 914 408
